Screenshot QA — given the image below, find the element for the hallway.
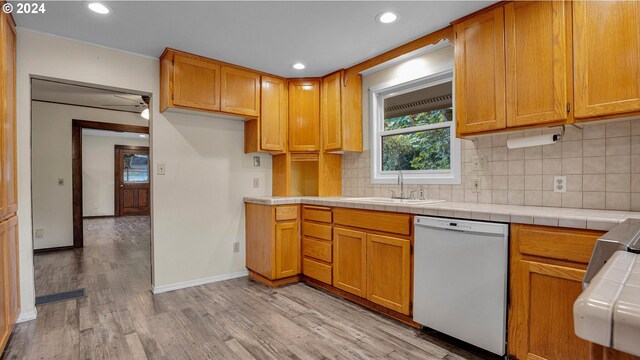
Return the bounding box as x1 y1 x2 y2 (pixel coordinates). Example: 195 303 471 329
3 217 484 360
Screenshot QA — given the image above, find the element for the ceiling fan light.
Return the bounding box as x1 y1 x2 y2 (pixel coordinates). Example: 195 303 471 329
140 108 149 120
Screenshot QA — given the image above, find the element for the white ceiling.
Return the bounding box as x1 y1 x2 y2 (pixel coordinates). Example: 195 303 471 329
14 1 494 77
32 78 148 114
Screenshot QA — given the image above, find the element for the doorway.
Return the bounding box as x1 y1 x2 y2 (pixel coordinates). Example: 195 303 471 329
71 120 149 247
30 77 153 305
114 145 150 216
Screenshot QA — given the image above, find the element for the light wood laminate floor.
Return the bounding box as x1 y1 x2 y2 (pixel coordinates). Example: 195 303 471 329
3 216 488 360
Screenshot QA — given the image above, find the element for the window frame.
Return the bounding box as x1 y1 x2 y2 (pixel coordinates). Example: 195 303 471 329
369 69 460 185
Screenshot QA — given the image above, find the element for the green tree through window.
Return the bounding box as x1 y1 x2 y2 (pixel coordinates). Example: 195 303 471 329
382 108 452 171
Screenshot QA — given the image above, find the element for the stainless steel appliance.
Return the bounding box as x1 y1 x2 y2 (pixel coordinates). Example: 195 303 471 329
413 216 509 356
583 219 640 288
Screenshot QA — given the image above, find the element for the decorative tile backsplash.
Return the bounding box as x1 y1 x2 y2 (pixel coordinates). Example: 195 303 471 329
343 119 640 211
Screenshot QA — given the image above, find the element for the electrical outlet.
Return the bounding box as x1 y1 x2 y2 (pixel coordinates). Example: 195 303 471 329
157 163 166 175
554 176 567 193
35 229 44 238
233 242 240 253
472 156 488 171
253 177 260 188
57 178 64 186
253 156 261 167
472 177 482 193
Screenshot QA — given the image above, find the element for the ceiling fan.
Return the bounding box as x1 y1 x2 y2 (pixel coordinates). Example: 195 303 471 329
101 94 149 109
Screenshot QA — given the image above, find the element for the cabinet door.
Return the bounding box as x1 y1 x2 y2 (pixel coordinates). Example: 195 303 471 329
455 6 506 135
505 1 568 127
173 53 221 111
274 221 299 279
0 220 8 349
0 12 15 221
288 80 320 152
573 1 640 118
509 259 590 360
322 71 342 151
366 234 411 315
333 228 366 297
260 76 287 152
221 66 260 117
4 216 18 326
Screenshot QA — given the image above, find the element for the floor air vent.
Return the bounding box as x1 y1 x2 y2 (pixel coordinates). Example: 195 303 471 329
35 288 86 306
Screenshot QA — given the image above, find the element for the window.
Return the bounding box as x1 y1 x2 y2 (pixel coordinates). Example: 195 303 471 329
370 70 460 184
123 153 149 183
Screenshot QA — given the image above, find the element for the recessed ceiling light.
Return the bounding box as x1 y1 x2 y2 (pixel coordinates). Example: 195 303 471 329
376 11 398 24
140 108 149 120
87 2 110 15
291 63 306 70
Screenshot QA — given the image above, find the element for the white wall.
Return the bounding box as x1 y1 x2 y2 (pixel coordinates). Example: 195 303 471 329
17 30 272 321
361 45 454 150
82 133 148 217
31 102 145 250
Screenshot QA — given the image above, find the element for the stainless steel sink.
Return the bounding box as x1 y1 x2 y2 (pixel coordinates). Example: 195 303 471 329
343 197 446 205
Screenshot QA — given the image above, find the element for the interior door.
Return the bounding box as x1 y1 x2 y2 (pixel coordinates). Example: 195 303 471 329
115 146 150 216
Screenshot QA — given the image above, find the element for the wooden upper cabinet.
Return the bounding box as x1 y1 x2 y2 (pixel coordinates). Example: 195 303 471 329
220 66 260 117
260 76 287 152
321 71 362 152
573 0 640 118
288 79 320 152
0 11 16 222
455 6 506 135
172 52 221 111
333 227 367 297
505 1 569 127
366 234 411 315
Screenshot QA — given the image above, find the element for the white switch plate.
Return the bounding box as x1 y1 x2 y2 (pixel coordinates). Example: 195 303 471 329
93 203 98 210
157 163 166 175
35 229 44 238
253 156 261 167
472 156 488 171
233 242 240 253
253 177 260 188
554 176 567 193
58 178 64 186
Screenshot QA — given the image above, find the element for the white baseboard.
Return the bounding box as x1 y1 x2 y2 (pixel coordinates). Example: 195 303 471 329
16 307 38 323
151 270 248 294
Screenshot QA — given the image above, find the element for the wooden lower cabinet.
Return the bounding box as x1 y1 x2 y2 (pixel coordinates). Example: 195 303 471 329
245 203 300 284
0 216 18 351
508 224 605 360
333 227 367 297
274 222 299 279
366 234 411 315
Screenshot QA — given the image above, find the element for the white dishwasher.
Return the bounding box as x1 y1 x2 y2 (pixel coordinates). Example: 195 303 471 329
413 216 509 356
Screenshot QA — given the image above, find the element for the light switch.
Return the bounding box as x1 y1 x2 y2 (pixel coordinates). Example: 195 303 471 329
253 177 260 188
58 178 64 186
253 156 261 167
35 229 44 238
157 163 166 175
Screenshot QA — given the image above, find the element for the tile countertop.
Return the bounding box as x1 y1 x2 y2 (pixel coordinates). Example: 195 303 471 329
243 196 640 232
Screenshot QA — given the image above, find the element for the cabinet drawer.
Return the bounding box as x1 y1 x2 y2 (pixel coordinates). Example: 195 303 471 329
303 237 332 263
302 206 332 223
275 206 298 221
512 224 604 264
303 258 332 285
333 208 411 236
302 222 332 241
